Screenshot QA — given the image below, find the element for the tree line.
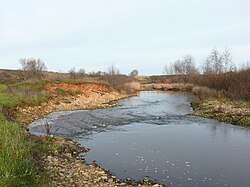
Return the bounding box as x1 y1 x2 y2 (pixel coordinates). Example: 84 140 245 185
19 59 139 77
164 48 248 75
19 48 249 76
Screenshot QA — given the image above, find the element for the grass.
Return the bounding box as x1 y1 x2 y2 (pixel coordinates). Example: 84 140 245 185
7 80 53 107
0 93 19 109
102 75 140 94
0 81 53 186
192 98 250 126
0 114 49 187
55 88 81 97
0 81 53 121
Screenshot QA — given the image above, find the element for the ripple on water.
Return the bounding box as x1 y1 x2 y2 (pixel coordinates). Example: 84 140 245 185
29 91 250 187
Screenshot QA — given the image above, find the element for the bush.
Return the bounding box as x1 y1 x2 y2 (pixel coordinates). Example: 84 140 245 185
183 69 250 100
129 70 139 76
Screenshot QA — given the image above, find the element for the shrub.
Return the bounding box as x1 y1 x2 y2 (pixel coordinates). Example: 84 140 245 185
182 69 250 100
129 69 139 76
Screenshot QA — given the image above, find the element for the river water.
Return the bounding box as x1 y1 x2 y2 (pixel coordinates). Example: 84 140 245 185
29 91 250 187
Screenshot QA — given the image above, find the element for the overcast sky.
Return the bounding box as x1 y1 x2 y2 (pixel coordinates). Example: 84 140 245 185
0 0 249 75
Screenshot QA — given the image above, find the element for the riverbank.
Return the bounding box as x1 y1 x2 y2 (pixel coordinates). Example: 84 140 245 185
192 98 250 126
16 82 164 187
0 78 161 186
16 82 134 124
38 136 163 187
140 83 250 126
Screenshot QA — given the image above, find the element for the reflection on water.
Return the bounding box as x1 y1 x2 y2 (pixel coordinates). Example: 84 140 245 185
29 91 250 187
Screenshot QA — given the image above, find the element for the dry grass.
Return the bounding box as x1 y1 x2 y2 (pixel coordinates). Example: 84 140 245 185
102 75 140 94
191 86 223 100
123 82 141 93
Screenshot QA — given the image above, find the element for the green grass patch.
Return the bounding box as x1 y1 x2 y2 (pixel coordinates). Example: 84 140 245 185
192 98 250 126
5 81 53 107
0 115 49 187
55 88 81 97
56 88 68 97
0 84 7 92
10 80 47 91
0 93 19 109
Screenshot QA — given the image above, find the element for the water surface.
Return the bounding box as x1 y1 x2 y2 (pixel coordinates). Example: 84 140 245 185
29 91 250 187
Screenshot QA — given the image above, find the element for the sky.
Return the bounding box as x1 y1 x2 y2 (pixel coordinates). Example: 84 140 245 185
0 0 250 75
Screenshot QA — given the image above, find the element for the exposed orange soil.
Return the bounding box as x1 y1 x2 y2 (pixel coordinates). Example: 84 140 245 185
17 82 133 124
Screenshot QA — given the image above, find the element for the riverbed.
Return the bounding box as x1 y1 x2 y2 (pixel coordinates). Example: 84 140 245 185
29 91 250 187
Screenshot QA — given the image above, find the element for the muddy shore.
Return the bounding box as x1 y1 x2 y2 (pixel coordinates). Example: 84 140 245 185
20 82 164 187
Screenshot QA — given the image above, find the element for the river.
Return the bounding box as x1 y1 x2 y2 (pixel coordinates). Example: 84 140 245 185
29 91 250 187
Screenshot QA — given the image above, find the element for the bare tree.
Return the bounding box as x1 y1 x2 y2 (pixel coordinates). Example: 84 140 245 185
222 49 235 72
203 59 214 74
203 48 235 74
129 69 139 76
182 55 197 74
240 61 250 71
173 59 184 74
165 55 197 75
78 68 86 75
107 64 120 75
68 68 77 79
164 63 174 75
20 58 47 71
